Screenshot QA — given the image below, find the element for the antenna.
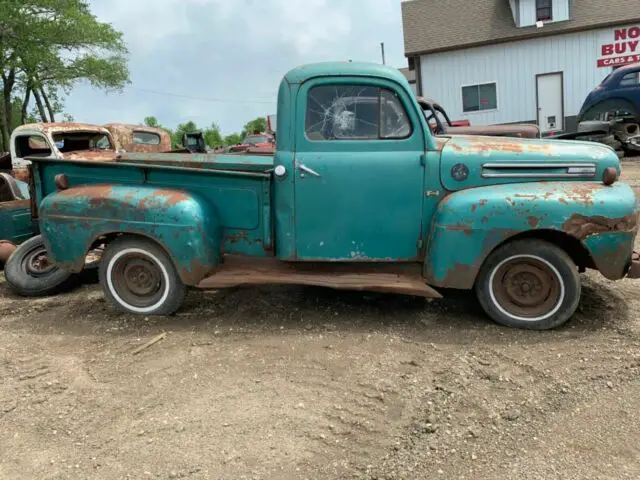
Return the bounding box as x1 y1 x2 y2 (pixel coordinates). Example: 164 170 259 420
380 42 386 65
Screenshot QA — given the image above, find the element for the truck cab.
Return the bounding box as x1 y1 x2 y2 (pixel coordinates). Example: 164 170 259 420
23 62 640 330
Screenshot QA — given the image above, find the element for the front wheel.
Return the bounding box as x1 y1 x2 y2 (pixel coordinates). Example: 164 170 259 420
475 239 581 330
99 237 186 315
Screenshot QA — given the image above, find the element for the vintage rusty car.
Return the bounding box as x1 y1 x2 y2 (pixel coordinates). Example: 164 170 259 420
13 62 640 330
10 122 117 181
10 122 175 181
417 96 541 138
104 123 172 153
226 133 276 154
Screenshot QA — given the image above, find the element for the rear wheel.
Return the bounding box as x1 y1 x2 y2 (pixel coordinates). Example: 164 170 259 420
4 235 73 297
475 239 580 330
99 237 186 315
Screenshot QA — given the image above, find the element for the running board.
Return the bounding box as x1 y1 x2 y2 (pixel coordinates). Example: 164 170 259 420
196 256 442 298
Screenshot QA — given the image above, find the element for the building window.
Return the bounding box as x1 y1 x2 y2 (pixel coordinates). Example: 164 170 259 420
462 83 497 113
305 85 412 140
536 0 552 22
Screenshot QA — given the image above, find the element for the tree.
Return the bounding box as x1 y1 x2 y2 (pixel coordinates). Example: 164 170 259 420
0 0 129 149
241 116 267 137
203 122 223 149
143 116 161 129
224 133 242 146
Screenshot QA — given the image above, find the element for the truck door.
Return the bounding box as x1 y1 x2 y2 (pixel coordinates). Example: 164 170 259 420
293 79 425 261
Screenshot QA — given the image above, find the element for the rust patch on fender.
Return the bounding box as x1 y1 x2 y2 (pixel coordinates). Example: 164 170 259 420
561 184 603 206
528 216 541 228
563 213 639 240
445 224 473 236
440 262 480 289
150 190 189 206
58 185 113 199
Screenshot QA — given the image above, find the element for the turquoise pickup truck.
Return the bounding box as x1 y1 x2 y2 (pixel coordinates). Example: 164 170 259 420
22 62 640 329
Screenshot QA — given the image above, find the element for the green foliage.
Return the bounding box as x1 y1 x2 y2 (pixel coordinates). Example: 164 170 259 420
242 117 267 137
139 117 265 151
203 123 223 149
224 133 242 146
0 0 130 149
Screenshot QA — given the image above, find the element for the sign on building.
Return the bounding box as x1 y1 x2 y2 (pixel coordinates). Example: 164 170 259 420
597 26 640 68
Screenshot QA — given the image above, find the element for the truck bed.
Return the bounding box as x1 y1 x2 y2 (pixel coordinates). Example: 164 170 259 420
30 156 274 259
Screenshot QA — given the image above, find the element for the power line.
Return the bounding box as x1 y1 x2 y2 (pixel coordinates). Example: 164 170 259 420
124 86 276 104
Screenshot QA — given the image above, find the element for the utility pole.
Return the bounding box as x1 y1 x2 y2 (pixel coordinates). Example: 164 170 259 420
380 42 386 65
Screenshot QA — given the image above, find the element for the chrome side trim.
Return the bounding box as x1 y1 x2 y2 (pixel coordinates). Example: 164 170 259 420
481 173 594 178
481 162 596 169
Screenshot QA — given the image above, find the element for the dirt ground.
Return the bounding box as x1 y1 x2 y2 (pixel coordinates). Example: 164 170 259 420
2 162 640 480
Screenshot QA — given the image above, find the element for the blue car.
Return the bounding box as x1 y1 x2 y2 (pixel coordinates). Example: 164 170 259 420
578 62 640 123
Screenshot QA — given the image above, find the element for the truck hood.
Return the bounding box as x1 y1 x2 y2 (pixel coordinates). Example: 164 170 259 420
439 135 620 192
118 152 274 173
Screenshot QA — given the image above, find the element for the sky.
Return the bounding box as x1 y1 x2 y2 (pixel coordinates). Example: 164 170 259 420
63 0 408 135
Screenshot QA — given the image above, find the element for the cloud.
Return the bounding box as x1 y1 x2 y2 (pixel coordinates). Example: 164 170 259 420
64 0 406 134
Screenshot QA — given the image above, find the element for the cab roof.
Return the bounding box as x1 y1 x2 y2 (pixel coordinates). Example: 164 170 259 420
284 61 410 86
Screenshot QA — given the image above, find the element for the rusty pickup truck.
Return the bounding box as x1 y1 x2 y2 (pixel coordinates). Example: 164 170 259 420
18 62 640 330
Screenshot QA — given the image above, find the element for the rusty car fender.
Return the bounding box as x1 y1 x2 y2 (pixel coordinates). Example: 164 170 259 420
425 181 639 289
38 184 221 285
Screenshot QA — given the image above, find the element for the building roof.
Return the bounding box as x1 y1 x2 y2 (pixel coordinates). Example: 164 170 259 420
402 0 640 56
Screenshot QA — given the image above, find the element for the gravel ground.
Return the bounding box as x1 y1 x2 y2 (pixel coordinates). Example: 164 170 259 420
1 160 640 480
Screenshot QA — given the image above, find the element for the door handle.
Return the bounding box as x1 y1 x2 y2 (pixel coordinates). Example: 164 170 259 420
299 164 321 177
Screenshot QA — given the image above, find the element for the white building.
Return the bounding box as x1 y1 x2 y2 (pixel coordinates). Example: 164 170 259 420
401 0 640 134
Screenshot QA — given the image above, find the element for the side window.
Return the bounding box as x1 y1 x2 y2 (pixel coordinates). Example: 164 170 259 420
15 135 52 158
380 89 411 138
133 131 161 145
620 71 640 87
305 85 412 141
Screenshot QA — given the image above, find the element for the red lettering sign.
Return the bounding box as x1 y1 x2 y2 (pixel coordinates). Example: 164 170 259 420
597 54 640 68
615 28 627 41
598 26 640 68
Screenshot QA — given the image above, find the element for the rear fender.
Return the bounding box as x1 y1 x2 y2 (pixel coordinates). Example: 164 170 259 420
426 181 639 289
39 184 221 285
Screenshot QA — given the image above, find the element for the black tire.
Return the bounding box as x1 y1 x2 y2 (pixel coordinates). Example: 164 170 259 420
4 235 73 297
475 239 581 330
99 237 186 315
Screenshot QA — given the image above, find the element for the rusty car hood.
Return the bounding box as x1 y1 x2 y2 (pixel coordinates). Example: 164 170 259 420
118 152 274 173
438 135 621 192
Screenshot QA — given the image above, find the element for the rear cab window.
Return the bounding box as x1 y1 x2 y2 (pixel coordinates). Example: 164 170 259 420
133 131 161 145
305 85 412 141
15 134 52 158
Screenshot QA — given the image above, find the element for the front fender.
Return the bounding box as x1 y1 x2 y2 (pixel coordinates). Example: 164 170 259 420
39 184 221 285
426 181 639 289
